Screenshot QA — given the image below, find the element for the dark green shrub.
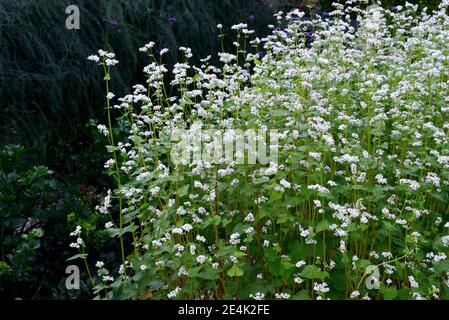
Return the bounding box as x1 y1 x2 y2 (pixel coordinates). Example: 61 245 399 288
0 145 113 299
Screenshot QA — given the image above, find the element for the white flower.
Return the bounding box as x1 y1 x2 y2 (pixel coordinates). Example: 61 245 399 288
339 240 346 253
408 275 419 288
178 266 188 277
229 233 241 245
181 223 193 232
97 124 109 136
102 275 114 282
172 227 183 234
244 212 255 222
425 172 441 187
149 186 160 196
167 287 181 299
196 255 207 264
218 52 236 64
313 282 330 293
231 23 247 30
106 92 115 100
244 227 254 234
87 55 100 62
96 189 112 214
441 236 449 247
280 179 291 189
105 58 119 66
69 225 81 237
294 276 303 284
139 42 155 52
334 154 359 164
309 152 321 161
249 292 265 300
105 221 113 229
274 293 290 299
118 265 124 275
69 242 80 249
95 261 104 268
196 235 206 243
399 179 420 191
375 174 387 184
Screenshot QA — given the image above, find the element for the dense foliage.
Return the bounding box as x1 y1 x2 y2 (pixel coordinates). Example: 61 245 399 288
78 0 449 300
0 0 286 300
1 0 448 301
0 145 109 299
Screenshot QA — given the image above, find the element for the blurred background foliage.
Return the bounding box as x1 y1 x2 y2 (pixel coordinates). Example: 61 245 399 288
0 0 439 164
0 0 440 299
0 0 285 165
0 144 114 299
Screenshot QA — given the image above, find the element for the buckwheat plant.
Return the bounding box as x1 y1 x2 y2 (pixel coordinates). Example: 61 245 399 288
78 0 449 300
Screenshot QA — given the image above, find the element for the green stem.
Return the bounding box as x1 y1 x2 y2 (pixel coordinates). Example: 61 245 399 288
103 65 127 276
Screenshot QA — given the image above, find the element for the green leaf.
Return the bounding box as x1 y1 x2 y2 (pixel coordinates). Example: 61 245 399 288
381 285 398 300
292 290 310 300
299 265 329 280
268 191 283 203
0 261 10 275
398 288 410 300
352 184 368 191
233 251 247 258
382 221 397 232
431 191 448 203
178 184 189 198
316 219 330 233
276 213 291 224
281 261 295 270
355 259 371 272
258 206 271 219
210 215 221 226
253 177 269 184
111 279 138 300
271 109 289 117
434 260 449 274
107 224 138 238
227 265 244 277
66 253 88 261
267 260 282 276
284 196 305 205
198 265 220 280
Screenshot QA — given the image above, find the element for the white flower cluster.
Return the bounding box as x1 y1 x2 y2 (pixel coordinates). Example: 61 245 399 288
83 1 449 300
